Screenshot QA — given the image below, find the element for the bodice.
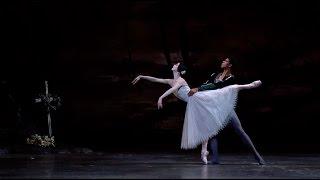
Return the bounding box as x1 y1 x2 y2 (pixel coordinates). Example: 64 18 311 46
175 85 191 102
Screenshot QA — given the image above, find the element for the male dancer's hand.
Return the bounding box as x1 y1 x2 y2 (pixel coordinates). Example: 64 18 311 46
188 88 198 96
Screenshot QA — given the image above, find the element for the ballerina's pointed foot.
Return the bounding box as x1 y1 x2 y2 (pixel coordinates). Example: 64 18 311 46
201 151 209 165
251 80 262 88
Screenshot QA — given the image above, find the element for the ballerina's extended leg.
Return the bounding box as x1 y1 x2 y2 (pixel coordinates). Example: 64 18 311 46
231 80 262 91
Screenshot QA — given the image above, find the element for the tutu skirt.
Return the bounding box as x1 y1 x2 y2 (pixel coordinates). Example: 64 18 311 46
181 85 239 149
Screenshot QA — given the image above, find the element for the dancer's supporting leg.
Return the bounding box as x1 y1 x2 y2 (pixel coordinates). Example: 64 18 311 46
208 137 219 164
201 141 209 164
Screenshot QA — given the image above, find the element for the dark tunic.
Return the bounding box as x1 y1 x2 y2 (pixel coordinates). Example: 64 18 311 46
198 72 235 91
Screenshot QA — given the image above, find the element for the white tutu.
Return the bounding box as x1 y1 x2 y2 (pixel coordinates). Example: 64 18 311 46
176 85 239 149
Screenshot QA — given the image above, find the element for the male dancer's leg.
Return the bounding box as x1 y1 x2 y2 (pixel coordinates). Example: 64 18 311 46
208 136 219 164
229 110 265 164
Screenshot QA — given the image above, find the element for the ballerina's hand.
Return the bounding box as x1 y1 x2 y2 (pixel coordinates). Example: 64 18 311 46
157 98 163 109
131 75 142 85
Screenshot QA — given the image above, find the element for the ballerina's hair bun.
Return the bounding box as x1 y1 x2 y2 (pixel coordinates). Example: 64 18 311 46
178 63 187 76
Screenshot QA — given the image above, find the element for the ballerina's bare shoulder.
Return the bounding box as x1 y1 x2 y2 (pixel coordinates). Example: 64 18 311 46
168 77 188 88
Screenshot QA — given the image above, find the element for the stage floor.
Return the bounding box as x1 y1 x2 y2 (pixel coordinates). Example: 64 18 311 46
0 152 319 179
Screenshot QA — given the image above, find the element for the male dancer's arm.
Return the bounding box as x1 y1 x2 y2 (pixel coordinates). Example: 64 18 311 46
198 75 235 91
188 75 235 96
188 73 216 96
197 72 217 91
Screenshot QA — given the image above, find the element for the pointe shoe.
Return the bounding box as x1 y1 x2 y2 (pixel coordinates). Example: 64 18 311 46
201 151 209 165
250 80 262 88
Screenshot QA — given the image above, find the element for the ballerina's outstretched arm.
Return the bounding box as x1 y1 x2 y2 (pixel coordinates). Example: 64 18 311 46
132 75 184 109
157 82 182 109
131 75 171 85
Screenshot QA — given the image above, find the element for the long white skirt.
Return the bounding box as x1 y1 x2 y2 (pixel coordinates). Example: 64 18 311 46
181 85 239 149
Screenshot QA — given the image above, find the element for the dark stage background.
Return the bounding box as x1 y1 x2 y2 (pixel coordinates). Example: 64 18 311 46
1 0 319 154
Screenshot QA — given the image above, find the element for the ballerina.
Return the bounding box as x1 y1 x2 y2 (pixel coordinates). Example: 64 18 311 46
131 62 262 164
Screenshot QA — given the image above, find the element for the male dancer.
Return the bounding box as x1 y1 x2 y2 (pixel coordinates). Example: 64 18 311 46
188 58 266 165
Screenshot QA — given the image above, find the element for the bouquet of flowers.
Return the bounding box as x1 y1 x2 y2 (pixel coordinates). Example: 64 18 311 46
26 134 55 147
